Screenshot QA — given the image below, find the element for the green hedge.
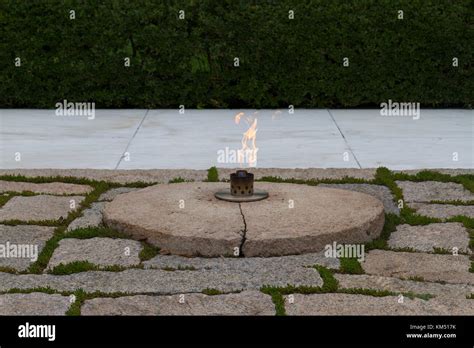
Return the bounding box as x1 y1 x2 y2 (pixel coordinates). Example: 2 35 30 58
1 0 472 108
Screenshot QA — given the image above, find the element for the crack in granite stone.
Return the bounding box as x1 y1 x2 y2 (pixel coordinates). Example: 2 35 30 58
238 203 247 257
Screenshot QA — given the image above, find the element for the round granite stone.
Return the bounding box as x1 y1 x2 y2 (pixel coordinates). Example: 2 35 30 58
103 182 384 257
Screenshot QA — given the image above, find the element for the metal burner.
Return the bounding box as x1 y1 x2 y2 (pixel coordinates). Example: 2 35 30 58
214 170 269 202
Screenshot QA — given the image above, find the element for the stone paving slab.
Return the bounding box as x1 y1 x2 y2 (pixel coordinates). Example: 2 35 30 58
0 180 93 195
334 274 474 299
410 203 474 219
81 291 274 316
362 250 474 285
1 109 147 169
0 225 55 271
0 266 323 293
0 168 376 184
388 223 471 253
319 183 399 215
144 251 340 271
397 181 474 203
47 237 143 270
284 293 474 315
66 202 105 232
0 195 84 221
0 293 71 315
330 109 473 169
98 188 139 201
121 110 357 169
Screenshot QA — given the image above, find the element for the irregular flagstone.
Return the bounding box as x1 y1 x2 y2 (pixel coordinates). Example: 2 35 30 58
319 183 399 215
284 293 474 315
397 181 474 203
0 266 323 294
66 202 105 231
334 274 474 299
0 293 71 315
0 225 55 271
388 223 471 253
81 291 274 316
362 250 474 285
410 203 474 219
0 195 84 221
98 187 139 201
144 251 340 270
0 180 93 195
47 237 142 270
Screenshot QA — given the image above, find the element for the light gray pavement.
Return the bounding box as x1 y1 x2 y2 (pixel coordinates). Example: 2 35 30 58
1 109 472 170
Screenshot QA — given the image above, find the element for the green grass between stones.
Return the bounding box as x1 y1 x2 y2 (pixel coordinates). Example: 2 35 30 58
429 200 474 206
0 219 62 227
257 176 372 186
0 266 20 274
162 266 197 271
47 261 132 275
315 266 339 292
202 288 224 296
364 213 400 251
1 287 59 295
65 227 129 239
169 177 194 183
406 276 425 282
260 287 286 316
139 243 161 262
0 194 12 208
0 174 154 188
432 247 454 255
338 258 365 275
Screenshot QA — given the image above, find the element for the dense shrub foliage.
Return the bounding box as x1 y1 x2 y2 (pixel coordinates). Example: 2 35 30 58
0 0 472 108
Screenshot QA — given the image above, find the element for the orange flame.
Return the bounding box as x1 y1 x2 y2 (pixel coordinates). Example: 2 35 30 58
234 112 258 167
